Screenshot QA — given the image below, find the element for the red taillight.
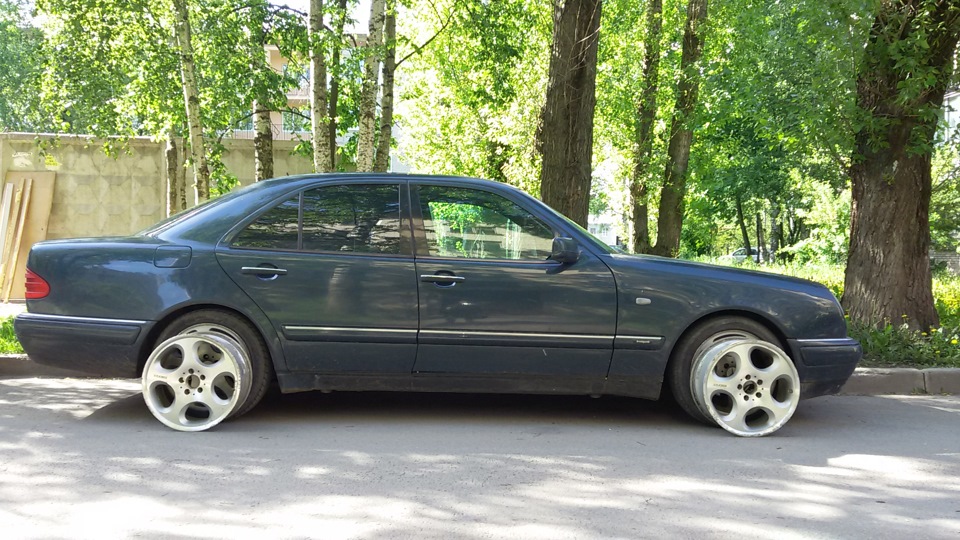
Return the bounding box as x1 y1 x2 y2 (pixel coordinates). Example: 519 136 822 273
25 268 50 299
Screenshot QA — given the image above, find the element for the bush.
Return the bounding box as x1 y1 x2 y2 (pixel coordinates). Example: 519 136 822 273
0 316 23 354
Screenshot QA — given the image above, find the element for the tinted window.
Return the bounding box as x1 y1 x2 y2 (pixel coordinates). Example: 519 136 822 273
233 196 299 250
418 185 554 260
302 185 401 254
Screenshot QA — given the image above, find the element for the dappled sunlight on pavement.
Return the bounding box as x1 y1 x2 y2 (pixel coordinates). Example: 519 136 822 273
0 380 958 538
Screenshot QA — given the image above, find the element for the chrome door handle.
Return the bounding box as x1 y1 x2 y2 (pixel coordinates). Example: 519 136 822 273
419 274 465 283
241 266 288 276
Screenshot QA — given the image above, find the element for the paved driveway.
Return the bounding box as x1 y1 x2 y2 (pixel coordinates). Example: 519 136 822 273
1 377 958 539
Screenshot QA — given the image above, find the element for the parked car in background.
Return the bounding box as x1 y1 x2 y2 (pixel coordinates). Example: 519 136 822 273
732 247 760 263
14 174 861 436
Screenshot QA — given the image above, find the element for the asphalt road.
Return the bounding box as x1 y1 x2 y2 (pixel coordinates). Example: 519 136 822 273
1 378 958 539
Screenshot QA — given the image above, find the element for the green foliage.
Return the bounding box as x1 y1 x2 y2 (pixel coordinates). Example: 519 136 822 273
930 142 960 250
35 0 304 188
397 0 551 192
776 171 851 264
0 0 48 131
0 316 23 354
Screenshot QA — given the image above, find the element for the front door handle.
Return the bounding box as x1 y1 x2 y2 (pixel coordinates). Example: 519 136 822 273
241 266 288 276
420 274 465 284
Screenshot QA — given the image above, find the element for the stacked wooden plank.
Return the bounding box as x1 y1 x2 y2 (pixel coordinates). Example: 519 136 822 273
0 172 56 301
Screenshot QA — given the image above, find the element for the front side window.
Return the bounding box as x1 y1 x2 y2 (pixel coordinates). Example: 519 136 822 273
418 185 554 260
232 184 401 254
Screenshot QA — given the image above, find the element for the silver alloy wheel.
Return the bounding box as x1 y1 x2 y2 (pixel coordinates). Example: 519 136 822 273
142 332 252 432
690 338 800 437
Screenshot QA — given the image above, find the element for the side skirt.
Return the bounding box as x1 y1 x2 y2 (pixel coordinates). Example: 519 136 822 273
276 372 662 400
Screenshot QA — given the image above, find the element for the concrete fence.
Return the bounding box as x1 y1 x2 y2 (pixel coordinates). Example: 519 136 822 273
0 133 315 240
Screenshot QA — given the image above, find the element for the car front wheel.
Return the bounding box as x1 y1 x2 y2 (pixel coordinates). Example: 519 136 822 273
668 317 801 437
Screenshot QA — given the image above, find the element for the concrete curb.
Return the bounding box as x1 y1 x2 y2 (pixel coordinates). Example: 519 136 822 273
2 354 959 395
837 367 960 395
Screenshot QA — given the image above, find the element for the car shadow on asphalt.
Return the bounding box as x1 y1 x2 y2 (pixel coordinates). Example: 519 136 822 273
86 387 697 430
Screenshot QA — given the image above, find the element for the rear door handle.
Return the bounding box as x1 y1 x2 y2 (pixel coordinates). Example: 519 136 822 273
419 274 465 284
241 266 288 276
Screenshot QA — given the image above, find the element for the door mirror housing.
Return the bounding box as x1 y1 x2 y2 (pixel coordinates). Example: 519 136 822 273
551 237 580 264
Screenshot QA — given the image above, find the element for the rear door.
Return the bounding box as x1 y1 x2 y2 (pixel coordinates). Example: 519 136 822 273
217 181 419 374
411 181 618 379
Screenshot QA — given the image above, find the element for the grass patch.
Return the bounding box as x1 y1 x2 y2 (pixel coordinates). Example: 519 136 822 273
0 316 24 354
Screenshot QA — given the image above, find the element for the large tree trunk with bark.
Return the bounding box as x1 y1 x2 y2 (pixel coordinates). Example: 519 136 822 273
630 0 662 254
536 0 603 228
651 0 708 257
843 0 960 331
171 0 210 202
357 0 386 172
327 0 348 171
310 0 332 173
374 3 396 173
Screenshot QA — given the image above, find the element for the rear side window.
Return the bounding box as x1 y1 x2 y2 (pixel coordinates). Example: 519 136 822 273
232 184 401 255
301 185 401 254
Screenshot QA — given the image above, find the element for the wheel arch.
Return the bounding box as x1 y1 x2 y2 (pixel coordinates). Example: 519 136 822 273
137 303 282 375
669 309 791 365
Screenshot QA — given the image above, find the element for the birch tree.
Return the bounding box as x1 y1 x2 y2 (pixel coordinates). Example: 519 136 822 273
171 0 211 201
357 0 386 171
310 0 333 173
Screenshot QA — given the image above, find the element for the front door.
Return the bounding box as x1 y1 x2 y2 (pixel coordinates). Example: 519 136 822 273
217 181 419 374
411 183 617 379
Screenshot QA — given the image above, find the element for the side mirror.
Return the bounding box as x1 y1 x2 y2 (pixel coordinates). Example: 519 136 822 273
551 237 580 264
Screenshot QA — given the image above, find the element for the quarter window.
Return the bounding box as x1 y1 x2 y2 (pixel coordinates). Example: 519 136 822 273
233 196 299 250
418 185 554 260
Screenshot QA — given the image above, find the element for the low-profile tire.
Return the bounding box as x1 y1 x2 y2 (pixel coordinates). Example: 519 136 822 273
149 310 273 423
668 316 800 436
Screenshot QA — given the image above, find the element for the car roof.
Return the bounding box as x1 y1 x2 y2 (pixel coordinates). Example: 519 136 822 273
145 173 535 244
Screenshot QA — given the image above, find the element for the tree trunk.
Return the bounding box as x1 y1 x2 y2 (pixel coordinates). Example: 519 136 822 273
310 0 332 173
249 2 273 182
651 0 708 257
630 0 662 254
842 0 959 331
253 100 274 181
328 0 348 171
755 212 765 262
535 0 603 228
735 194 750 255
374 3 396 172
357 0 386 172
171 0 210 202
165 135 180 216
769 204 781 262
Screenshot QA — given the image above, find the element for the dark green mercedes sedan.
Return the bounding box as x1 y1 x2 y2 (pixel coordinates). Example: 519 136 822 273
14 174 861 435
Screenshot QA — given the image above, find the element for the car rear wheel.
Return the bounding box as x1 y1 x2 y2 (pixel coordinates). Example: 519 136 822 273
142 310 272 431
668 317 801 437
